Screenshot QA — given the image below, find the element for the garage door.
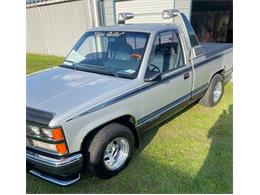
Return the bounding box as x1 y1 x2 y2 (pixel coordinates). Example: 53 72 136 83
115 0 191 24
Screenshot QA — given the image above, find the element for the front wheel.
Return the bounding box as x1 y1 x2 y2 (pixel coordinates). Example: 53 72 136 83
200 74 224 107
86 123 134 179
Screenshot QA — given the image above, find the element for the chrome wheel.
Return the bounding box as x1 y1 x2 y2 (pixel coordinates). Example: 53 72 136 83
103 137 129 171
213 81 222 103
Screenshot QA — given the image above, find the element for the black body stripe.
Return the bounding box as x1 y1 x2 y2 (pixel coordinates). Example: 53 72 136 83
67 49 231 121
194 54 222 69
137 83 209 126
192 83 209 95
68 66 192 121
193 49 232 69
137 93 191 126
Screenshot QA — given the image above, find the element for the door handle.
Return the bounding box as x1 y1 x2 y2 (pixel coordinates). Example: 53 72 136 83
184 73 190 80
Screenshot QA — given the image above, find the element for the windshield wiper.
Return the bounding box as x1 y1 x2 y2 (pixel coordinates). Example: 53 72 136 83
80 64 120 78
62 62 120 78
97 68 119 78
63 60 78 70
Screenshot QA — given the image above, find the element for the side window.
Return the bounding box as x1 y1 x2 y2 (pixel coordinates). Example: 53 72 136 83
147 31 185 74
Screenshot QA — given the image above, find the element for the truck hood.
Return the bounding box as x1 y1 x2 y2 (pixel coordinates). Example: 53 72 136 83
27 67 139 125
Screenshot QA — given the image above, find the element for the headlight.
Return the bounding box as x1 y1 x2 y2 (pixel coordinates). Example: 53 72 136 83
31 140 57 152
41 128 53 138
30 126 41 135
26 125 68 155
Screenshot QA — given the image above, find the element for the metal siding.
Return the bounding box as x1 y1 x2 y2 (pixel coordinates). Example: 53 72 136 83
103 0 115 25
26 0 92 56
175 0 190 18
26 0 191 56
115 0 191 24
27 8 50 54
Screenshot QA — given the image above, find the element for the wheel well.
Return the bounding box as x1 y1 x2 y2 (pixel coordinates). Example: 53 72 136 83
116 115 139 148
81 115 140 153
215 69 224 77
211 69 224 82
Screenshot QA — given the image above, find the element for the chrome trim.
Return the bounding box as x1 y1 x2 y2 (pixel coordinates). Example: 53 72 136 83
29 170 81 186
26 146 65 158
26 150 82 168
213 81 223 103
104 137 130 171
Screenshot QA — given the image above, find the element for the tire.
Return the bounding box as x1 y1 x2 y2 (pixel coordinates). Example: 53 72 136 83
200 74 224 107
86 123 134 179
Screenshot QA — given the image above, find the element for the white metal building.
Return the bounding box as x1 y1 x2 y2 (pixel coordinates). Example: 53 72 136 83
26 0 232 57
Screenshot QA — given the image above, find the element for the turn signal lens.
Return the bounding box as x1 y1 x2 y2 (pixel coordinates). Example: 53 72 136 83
56 143 68 154
52 128 64 141
53 128 68 154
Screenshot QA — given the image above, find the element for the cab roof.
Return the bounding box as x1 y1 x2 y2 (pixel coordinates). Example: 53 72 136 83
89 23 179 33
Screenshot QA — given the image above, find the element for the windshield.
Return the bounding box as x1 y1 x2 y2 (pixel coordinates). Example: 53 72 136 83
63 31 150 79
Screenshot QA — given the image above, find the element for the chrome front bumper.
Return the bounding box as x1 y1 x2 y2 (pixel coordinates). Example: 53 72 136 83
26 150 83 186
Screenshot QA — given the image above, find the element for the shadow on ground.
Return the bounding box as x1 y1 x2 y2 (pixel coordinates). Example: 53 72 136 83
193 105 233 193
132 104 233 193
138 100 200 150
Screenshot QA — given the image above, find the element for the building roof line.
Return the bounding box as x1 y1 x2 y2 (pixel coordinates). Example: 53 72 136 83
26 0 81 8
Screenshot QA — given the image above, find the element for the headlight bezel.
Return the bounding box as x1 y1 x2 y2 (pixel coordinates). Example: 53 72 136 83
26 122 69 156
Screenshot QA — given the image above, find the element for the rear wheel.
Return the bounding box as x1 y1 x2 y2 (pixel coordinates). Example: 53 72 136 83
200 74 224 107
86 123 134 179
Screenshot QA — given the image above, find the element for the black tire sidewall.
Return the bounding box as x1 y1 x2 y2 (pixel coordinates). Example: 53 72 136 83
208 74 224 106
87 124 134 179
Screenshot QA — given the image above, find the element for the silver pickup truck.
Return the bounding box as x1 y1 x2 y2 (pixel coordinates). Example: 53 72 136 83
26 9 233 186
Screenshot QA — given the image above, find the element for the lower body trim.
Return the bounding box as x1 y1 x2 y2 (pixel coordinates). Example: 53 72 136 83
27 150 83 185
29 170 81 186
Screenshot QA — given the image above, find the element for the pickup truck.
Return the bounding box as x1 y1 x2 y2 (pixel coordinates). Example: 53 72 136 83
26 9 233 186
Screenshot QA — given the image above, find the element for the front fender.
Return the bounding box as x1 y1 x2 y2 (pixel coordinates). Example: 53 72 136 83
61 95 142 153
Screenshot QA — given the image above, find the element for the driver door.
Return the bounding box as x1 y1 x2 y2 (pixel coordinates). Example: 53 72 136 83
139 31 193 127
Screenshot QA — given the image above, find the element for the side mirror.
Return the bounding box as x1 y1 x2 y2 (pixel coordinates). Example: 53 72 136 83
144 71 161 82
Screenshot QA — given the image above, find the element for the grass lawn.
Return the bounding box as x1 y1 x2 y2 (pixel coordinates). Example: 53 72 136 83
26 54 233 193
26 53 64 74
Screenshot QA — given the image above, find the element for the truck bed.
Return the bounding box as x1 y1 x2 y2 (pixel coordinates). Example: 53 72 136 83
201 43 233 58
201 42 233 83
